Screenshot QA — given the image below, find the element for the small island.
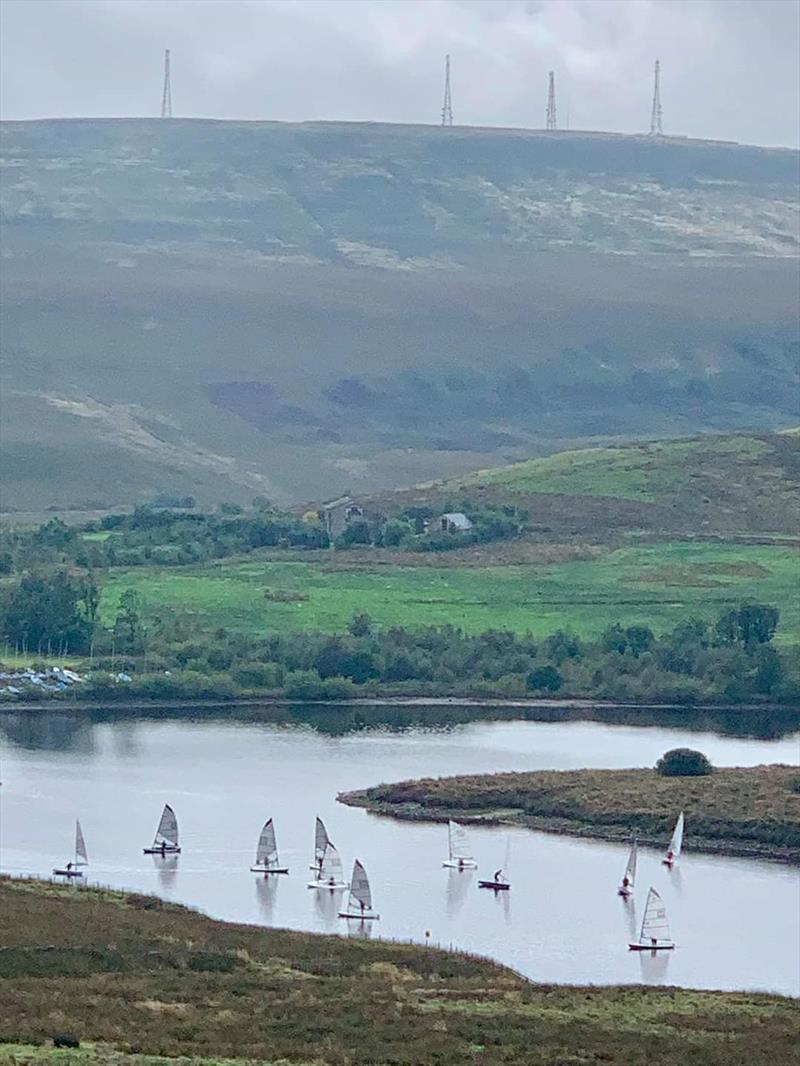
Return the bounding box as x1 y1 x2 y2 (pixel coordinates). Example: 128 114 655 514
1 878 798 1066
339 763 800 864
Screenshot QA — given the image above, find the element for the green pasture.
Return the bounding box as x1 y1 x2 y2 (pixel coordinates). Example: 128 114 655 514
99 542 800 643
463 435 774 502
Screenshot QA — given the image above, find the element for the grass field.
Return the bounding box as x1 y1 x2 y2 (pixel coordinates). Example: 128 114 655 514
99 542 800 643
461 435 778 502
341 764 800 863
1 879 798 1066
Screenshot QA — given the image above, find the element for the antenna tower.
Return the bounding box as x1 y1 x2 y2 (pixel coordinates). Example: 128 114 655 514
649 59 662 136
161 49 173 119
546 71 557 130
441 54 453 126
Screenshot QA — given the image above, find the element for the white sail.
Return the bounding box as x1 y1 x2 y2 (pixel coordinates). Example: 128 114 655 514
75 820 88 865
320 843 344 884
314 816 330 865
255 818 279 869
623 839 637 887
153 804 179 848
448 820 473 861
665 812 684 861
347 860 373 912
639 887 672 945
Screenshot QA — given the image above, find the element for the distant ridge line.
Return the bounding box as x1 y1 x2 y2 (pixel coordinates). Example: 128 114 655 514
3 115 798 153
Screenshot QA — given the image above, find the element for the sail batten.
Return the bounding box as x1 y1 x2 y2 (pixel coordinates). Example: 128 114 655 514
154 804 179 848
75 820 88 865
314 816 330 865
638 887 672 945
255 818 279 868
664 812 684 863
448 820 473 861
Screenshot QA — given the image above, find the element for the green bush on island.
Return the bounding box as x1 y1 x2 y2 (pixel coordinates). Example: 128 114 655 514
656 747 714 777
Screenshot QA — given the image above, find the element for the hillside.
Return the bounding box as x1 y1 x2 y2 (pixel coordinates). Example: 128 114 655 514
1 119 798 512
369 431 800 539
2 879 799 1066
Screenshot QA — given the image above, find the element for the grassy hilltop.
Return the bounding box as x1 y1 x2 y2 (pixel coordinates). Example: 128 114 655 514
1 119 798 511
1 879 798 1066
95 430 800 642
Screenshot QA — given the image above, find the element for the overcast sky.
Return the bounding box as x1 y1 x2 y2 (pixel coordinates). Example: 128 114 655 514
1 0 798 147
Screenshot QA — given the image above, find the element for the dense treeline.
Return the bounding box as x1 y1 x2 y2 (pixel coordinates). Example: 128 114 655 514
0 498 526 574
1 570 796 704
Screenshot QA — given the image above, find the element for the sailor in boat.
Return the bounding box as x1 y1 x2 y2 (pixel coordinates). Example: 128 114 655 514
493 868 504 883
65 861 73 873
458 858 465 869
160 840 167 857
621 874 631 892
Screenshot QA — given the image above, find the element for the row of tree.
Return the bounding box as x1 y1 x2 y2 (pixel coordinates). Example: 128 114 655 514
0 572 794 705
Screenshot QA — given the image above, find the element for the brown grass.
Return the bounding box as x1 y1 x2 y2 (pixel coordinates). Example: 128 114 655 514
341 764 800 863
1 879 799 1066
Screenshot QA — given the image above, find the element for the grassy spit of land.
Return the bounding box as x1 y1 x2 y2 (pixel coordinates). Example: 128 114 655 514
339 764 800 864
1 880 799 1066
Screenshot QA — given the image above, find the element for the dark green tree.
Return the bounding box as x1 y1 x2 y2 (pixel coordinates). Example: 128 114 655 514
716 604 779 647
0 570 95 654
656 748 713 777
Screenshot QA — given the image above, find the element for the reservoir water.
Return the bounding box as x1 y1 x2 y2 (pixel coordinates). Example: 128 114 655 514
1 709 798 996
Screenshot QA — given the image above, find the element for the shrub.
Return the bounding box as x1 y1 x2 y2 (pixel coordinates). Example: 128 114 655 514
527 665 563 692
656 748 713 777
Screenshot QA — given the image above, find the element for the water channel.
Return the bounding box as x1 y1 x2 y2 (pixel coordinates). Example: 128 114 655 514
1 708 798 995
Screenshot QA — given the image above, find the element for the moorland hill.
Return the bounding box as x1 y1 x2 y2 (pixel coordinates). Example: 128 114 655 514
2 119 798 512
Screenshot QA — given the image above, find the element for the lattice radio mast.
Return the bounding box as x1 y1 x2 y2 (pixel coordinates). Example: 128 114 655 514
546 71 557 130
649 59 663 136
161 49 173 119
441 54 453 126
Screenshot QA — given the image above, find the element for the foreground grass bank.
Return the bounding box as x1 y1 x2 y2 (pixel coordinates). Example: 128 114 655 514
1 880 798 1066
340 764 800 864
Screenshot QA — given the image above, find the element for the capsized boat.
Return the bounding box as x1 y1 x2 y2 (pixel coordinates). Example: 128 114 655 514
618 838 638 897
309 815 331 872
339 859 380 920
442 819 478 869
143 803 181 855
662 811 684 867
479 835 511 890
307 842 348 890
250 817 289 875
628 887 675 951
53 819 88 878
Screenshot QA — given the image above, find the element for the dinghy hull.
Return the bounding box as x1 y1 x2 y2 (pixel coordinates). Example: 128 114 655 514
250 866 289 875
307 880 348 890
442 859 478 869
629 943 675 951
478 880 510 891
144 847 181 855
53 869 83 878
338 912 380 920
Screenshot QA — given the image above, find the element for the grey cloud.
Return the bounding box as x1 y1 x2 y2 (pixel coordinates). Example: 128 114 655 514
1 0 798 147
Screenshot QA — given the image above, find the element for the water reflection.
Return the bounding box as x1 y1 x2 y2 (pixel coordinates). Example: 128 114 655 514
0 711 95 753
668 866 684 897
255 874 279 922
622 896 638 943
312 886 343 930
638 946 673 984
345 919 374 940
445 867 473 917
153 853 178 892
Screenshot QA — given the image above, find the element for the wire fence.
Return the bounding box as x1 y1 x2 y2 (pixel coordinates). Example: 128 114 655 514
3 871 531 984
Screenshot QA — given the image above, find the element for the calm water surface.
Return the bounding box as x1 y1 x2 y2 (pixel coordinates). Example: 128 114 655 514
1 712 798 995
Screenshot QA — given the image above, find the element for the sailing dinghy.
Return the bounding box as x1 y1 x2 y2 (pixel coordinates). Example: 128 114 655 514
339 860 380 920
250 818 289 875
629 886 675 951
53 819 88 878
618 839 638 897
442 820 478 869
309 816 331 872
143 803 181 855
307 842 348 890
479 835 511 890
662 811 684 867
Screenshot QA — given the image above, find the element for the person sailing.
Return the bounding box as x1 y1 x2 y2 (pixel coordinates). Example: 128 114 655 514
493 868 504 884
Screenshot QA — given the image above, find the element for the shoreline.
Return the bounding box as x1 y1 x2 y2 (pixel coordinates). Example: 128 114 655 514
339 764 800 866
1 694 796 715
